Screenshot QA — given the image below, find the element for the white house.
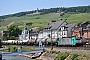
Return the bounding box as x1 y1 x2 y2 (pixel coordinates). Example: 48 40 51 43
59 23 76 38
19 26 29 41
38 20 68 39
19 26 39 41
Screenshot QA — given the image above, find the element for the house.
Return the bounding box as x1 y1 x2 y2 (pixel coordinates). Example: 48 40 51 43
60 23 76 38
19 26 39 41
72 25 81 37
29 27 39 40
1 30 8 40
82 24 90 43
38 20 68 39
19 26 29 41
73 21 90 43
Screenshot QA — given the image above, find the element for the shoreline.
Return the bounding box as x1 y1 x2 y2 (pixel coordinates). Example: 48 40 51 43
19 52 58 60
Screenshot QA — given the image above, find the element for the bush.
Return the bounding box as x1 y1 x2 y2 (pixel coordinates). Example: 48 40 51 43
36 17 40 19
8 46 17 52
56 52 69 60
50 50 58 54
26 22 32 26
9 36 16 40
13 46 17 52
71 54 79 60
8 46 10 52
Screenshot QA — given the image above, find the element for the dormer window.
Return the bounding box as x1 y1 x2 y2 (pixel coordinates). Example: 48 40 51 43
59 28 61 31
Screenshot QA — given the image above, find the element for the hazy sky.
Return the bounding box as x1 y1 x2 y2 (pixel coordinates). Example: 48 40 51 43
0 0 90 16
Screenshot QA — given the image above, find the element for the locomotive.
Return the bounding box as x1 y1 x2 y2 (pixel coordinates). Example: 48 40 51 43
57 37 82 46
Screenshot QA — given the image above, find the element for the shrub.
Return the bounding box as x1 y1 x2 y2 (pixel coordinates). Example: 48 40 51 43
8 46 10 52
9 36 16 40
50 50 58 54
8 46 17 52
13 46 17 52
71 54 79 60
56 52 69 60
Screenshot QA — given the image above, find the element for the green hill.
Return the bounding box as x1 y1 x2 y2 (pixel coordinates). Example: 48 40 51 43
61 12 90 23
0 12 90 32
0 5 90 19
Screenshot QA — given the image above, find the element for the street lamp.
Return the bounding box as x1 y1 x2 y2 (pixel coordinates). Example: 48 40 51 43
46 27 53 50
50 29 53 50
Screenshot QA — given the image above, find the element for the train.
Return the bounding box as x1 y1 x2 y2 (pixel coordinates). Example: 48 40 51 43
2 37 85 46
56 37 82 46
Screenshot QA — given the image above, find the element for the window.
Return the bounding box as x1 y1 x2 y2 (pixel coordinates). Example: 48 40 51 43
64 31 66 35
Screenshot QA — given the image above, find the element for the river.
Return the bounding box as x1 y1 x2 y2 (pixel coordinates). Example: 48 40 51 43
2 55 34 60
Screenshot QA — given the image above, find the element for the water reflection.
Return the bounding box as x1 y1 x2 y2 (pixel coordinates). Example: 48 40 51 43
2 55 34 60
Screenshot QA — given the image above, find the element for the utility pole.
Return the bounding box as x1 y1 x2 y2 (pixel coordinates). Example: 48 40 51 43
0 54 2 60
0 38 2 48
51 29 53 50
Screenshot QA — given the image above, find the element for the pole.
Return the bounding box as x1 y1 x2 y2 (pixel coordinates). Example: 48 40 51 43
0 54 2 60
0 38 2 48
51 29 53 50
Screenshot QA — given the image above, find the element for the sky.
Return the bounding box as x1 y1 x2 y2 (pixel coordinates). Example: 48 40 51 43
0 0 90 16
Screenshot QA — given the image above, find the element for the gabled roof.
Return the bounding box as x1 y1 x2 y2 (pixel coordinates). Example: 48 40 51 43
69 23 76 28
46 20 67 30
87 24 90 28
66 23 76 31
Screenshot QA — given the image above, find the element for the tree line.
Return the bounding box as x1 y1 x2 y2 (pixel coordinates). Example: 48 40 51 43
0 5 90 20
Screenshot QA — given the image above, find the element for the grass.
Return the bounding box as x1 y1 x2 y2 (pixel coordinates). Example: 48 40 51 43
55 52 90 60
0 12 90 32
0 28 7 32
70 54 89 60
62 13 90 24
1 45 35 52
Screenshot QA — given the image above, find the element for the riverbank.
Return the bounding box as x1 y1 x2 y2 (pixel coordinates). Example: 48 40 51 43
2 45 90 60
36 52 57 60
19 52 58 60
19 47 90 60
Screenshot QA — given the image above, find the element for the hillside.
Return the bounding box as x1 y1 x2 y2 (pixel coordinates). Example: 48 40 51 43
0 12 90 32
0 5 90 20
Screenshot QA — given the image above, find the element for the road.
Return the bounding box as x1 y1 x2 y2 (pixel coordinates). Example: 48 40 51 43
0 22 15 29
1 49 43 56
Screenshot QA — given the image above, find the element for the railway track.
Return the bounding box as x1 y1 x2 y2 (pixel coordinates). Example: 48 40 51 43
21 44 90 50
3 43 90 50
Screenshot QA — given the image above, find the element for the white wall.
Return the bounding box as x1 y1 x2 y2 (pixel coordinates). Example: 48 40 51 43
38 33 43 38
38 21 68 39
60 27 68 38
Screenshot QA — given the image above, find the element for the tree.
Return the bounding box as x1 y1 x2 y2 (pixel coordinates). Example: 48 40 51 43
7 25 22 39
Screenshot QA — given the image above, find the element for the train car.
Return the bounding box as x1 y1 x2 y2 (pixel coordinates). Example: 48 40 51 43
22 40 28 45
76 37 82 45
36 38 57 46
57 37 76 46
2 41 8 45
27 39 36 45
2 40 18 45
36 38 46 45
46 38 57 45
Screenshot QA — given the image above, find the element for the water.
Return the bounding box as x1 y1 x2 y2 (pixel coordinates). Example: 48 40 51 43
2 55 34 60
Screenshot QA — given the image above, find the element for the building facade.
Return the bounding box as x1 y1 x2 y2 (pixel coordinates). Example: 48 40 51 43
38 20 68 39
